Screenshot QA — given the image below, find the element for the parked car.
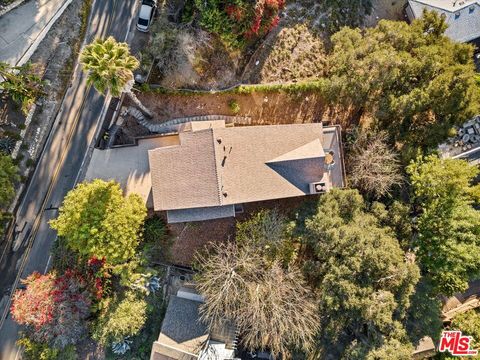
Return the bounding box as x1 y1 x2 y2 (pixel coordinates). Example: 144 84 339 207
136 0 156 32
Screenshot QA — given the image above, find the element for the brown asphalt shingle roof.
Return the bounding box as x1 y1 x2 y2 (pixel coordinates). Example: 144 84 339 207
148 123 343 212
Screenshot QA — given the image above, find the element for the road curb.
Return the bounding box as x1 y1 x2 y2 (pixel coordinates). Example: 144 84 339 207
16 0 73 66
0 0 26 18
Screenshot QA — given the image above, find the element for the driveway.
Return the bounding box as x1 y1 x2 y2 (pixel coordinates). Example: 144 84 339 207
0 0 67 65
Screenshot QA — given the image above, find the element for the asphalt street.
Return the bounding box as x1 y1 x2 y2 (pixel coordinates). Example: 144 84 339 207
0 0 138 358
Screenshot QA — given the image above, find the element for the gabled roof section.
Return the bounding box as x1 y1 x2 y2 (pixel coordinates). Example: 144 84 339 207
266 138 325 163
149 122 345 213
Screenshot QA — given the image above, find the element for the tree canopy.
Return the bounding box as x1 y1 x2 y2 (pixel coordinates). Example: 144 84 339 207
80 37 139 97
195 242 318 357
407 155 480 295
92 291 147 345
325 11 480 149
50 179 147 265
298 189 420 359
11 271 91 348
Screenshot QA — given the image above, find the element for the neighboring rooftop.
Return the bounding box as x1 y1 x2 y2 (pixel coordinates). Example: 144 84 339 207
406 0 480 42
150 287 237 360
152 295 208 360
148 123 344 216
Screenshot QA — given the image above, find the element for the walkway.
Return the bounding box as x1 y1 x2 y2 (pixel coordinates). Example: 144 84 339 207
0 0 68 65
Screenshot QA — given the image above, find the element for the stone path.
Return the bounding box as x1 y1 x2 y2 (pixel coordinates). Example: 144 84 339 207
127 106 251 134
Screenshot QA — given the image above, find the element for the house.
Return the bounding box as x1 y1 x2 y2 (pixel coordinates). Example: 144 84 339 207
405 0 480 45
85 120 345 223
148 121 344 223
150 287 237 360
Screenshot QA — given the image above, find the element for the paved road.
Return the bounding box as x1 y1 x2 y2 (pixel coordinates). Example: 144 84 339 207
0 0 138 358
0 0 68 65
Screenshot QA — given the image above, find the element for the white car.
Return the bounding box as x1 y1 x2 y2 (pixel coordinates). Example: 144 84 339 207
136 0 156 32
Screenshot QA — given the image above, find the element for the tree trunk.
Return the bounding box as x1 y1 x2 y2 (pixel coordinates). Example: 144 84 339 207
127 91 153 118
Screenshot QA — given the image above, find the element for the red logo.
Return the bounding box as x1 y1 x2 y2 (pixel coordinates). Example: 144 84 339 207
439 331 478 356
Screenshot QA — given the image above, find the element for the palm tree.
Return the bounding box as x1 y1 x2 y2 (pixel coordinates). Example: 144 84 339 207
80 36 153 117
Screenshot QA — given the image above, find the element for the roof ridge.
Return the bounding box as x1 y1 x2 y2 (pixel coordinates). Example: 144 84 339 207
210 128 223 206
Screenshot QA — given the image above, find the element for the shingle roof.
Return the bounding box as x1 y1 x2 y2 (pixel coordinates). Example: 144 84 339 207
408 0 480 42
148 123 344 212
155 296 209 358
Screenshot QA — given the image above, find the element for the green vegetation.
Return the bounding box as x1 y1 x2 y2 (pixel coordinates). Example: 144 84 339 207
325 11 480 150
17 337 77 360
0 61 44 115
227 99 240 114
0 153 19 208
298 189 420 358
92 291 147 345
407 155 480 295
80 37 153 116
187 0 284 49
80 37 138 97
236 209 295 265
451 309 480 350
50 179 147 265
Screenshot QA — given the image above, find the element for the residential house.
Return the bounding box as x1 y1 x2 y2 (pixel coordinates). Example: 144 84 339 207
406 0 480 46
85 120 345 223
150 286 237 360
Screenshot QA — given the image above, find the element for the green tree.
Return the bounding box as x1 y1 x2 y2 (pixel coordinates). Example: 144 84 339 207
407 155 480 295
0 153 19 208
0 61 44 114
92 291 147 345
80 36 152 117
236 209 296 265
299 189 420 359
50 179 147 265
451 309 480 353
325 11 480 149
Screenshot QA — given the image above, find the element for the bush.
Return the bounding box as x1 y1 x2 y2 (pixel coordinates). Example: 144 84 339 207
144 216 167 243
92 291 147 345
228 99 240 114
17 336 77 360
190 0 284 49
11 271 91 348
26 158 35 167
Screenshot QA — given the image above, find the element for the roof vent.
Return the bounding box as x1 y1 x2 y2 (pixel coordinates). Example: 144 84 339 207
455 12 461 19
217 138 222 144
309 182 329 194
469 5 475 13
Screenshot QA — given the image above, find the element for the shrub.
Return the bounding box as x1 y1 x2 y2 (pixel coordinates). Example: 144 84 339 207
26 158 35 167
143 216 167 243
191 0 285 49
228 99 240 114
11 271 91 348
92 291 147 345
17 336 77 360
